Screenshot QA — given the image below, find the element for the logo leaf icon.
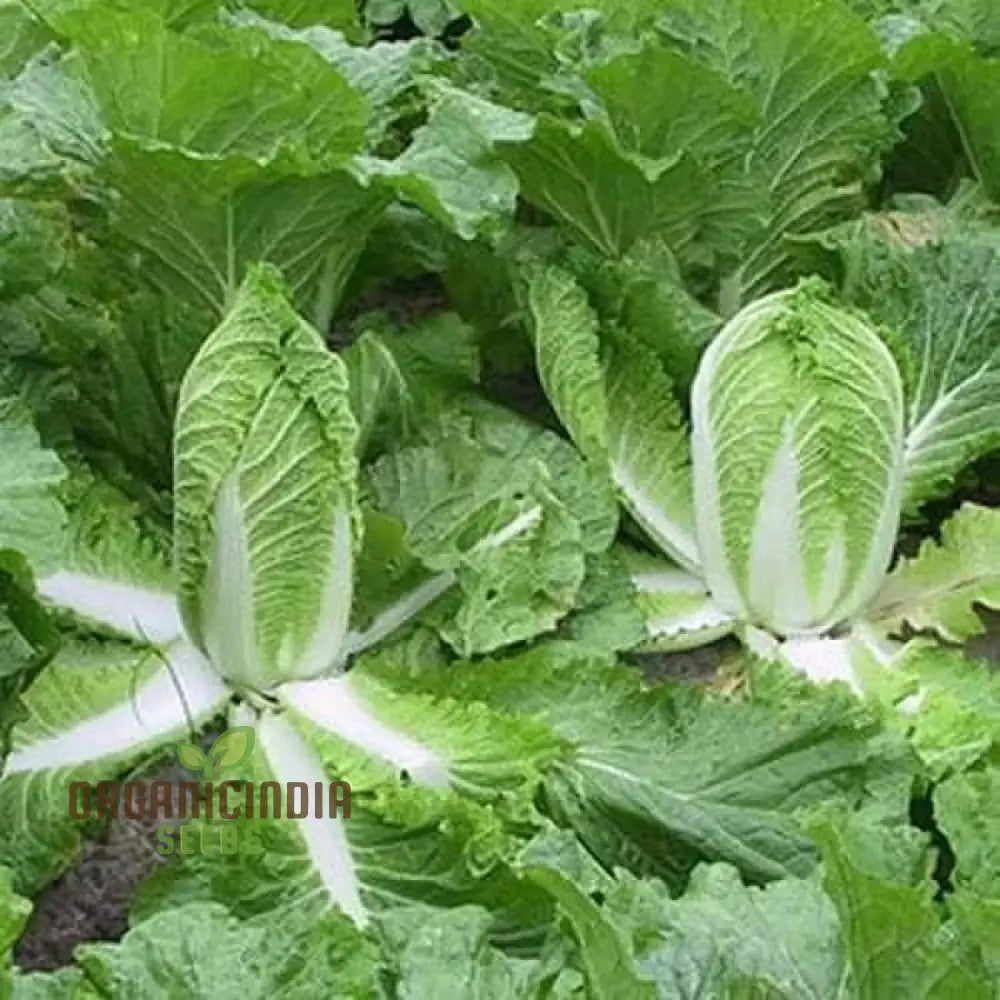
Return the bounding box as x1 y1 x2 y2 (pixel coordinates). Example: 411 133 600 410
205 726 256 779
176 741 206 773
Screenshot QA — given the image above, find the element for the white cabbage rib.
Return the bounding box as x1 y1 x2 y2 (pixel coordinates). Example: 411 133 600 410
36 572 184 645
255 710 367 927
280 675 449 788
4 644 226 774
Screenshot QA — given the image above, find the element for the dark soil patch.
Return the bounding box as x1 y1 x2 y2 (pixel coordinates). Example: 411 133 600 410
14 768 189 971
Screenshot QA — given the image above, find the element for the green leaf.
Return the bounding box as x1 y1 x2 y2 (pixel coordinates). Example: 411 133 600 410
208 726 256 773
0 866 31 966
658 0 896 298
871 504 1000 641
357 82 534 239
502 112 760 268
55 7 368 162
279 659 564 798
936 767 1000 898
864 641 1000 778
600 864 843 999
569 239 720 390
342 311 481 458
228 12 439 143
895 33 1000 203
174 266 360 687
0 638 228 893
0 4 51 81
812 814 994 999
35 469 180 644
381 904 555 999
0 404 66 574
76 903 383 999
176 740 206 773
824 217 1000 511
22 12 388 323
527 266 699 571
366 402 617 655
134 705 555 942
363 650 917 889
516 849 657 1000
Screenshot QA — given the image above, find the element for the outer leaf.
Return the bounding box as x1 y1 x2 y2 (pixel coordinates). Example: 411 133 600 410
658 0 895 298
517 863 657 1000
827 218 1000 511
0 4 51 80
567 547 735 655
0 639 228 893
135 705 555 943
175 267 360 688
936 767 1000 898
601 864 844 999
813 815 993 999
691 284 906 635
895 34 1000 203
76 903 383 999
363 649 916 890
381 904 552 1000
35 471 181 644
19 12 387 324
0 866 30 967
55 7 368 163
0 405 66 573
105 148 388 330
366 404 617 655
503 115 758 268
528 266 699 571
871 504 1000 641
279 663 564 797
228 12 438 142
356 82 534 240
342 312 481 457
854 641 1000 779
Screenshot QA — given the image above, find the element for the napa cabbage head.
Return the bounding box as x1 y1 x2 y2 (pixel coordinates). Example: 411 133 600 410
691 285 906 637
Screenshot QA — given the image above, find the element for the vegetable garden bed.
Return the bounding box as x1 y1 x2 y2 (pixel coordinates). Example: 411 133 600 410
2 0 1000 996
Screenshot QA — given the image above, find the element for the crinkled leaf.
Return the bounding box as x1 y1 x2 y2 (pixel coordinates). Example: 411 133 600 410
825 217 1000 512
366 403 617 654
871 504 1000 641
812 814 993 999
528 265 699 571
357 83 534 239
0 404 66 573
227 11 438 143
0 638 227 894
363 650 917 889
936 767 1000 898
174 267 360 687
76 903 383 999
658 0 895 298
342 311 481 457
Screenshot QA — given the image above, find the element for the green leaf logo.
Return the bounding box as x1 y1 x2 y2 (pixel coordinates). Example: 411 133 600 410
176 741 206 773
176 727 255 778
206 727 255 779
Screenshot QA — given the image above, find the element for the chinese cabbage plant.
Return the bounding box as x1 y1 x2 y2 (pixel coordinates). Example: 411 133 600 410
0 265 608 906
530 222 1000 707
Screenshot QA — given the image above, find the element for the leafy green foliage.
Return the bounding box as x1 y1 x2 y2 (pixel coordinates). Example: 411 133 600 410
1 0 1000 994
